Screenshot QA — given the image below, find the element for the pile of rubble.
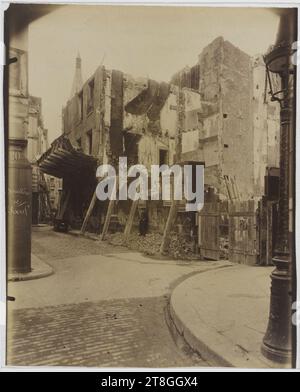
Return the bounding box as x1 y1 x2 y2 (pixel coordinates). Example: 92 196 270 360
219 236 229 259
168 232 198 260
106 231 199 260
107 232 161 255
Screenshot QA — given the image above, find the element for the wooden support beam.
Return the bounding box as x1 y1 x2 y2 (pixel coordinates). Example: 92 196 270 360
233 178 241 201
230 177 240 201
124 199 139 242
100 198 115 241
158 88 183 256
230 177 238 200
159 168 183 255
159 200 178 255
80 191 97 235
99 177 117 241
224 175 233 202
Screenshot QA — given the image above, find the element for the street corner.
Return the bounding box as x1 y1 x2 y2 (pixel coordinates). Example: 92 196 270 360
8 254 54 283
168 264 282 369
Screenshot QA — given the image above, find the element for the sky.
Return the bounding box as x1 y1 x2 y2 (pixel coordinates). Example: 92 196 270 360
27 5 280 143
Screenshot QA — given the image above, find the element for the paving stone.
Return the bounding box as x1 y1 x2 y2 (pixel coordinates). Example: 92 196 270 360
7 296 207 368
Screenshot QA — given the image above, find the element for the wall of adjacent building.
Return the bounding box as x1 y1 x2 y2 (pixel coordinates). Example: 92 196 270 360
196 37 254 199
26 96 48 162
176 37 280 200
252 56 280 197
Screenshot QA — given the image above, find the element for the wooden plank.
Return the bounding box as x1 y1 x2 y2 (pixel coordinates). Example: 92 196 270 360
230 177 238 200
198 214 202 247
202 214 220 259
224 175 233 201
159 200 178 255
124 199 139 242
233 179 241 201
228 199 258 266
159 171 183 255
198 202 221 260
99 177 117 241
80 191 97 235
228 211 257 217
100 199 115 241
39 172 54 221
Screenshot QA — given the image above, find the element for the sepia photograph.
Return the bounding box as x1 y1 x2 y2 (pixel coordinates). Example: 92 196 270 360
2 1 299 371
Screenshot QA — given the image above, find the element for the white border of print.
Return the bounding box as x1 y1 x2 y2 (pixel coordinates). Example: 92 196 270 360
0 0 299 373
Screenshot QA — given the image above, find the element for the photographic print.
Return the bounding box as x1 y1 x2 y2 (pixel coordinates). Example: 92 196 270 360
3 2 298 370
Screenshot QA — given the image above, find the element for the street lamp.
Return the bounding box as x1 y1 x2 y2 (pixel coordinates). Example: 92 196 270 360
261 9 296 365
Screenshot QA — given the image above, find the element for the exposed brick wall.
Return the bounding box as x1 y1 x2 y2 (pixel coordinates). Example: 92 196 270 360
62 66 106 162
109 70 124 166
60 38 280 231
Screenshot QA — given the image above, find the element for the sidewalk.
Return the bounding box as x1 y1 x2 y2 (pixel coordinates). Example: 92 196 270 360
8 251 229 310
8 254 53 282
169 263 284 369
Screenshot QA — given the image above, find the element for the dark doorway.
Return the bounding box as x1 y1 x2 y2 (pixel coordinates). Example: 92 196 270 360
159 149 168 166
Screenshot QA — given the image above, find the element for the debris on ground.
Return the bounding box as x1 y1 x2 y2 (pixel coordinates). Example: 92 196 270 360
220 236 229 259
106 231 201 260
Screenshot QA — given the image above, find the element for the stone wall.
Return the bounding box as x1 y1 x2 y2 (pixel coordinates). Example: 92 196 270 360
252 56 280 196
60 37 280 231
197 37 254 199
62 65 106 162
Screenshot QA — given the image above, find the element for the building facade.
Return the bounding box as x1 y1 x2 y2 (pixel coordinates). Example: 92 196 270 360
27 95 49 163
173 37 280 200
39 36 280 233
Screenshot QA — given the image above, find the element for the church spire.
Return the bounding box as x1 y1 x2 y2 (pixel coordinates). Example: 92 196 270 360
70 53 83 98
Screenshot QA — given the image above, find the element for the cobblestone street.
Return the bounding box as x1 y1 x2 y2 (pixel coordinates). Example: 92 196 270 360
4 3 296 373
7 296 203 367
31 226 130 261
6 227 229 368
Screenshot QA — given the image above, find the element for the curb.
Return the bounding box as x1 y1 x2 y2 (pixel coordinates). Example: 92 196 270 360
168 267 280 369
8 255 54 282
169 298 233 368
68 230 99 241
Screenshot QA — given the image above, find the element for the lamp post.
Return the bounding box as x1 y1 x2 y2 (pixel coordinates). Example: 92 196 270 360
261 9 296 364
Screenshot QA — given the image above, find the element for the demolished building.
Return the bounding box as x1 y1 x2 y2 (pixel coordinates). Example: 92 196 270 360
38 37 280 255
